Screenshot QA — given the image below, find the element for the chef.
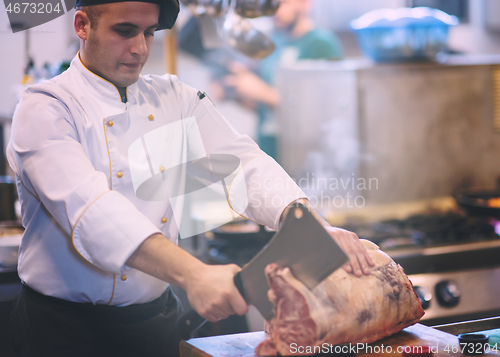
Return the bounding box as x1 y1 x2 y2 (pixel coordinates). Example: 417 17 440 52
6 0 374 356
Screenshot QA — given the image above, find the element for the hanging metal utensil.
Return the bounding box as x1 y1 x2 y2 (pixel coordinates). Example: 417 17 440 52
181 0 223 16
222 1 276 59
234 0 280 18
180 0 280 18
180 0 278 59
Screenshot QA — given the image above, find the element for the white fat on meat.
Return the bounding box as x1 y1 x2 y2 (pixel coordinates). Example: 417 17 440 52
256 239 425 356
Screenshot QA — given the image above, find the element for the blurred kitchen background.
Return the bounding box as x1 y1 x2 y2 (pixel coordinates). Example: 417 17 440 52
2 0 500 203
3 0 500 350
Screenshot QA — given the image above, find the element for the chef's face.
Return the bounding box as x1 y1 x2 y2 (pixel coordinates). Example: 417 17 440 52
273 0 305 29
75 2 159 88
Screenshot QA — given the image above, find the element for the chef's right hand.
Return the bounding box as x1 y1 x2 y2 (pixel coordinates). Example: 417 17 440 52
184 263 249 322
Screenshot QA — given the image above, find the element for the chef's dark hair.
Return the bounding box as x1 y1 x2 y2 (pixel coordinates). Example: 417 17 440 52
75 5 102 29
74 0 179 30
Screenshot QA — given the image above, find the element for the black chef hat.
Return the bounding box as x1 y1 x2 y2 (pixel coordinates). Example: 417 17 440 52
74 0 179 30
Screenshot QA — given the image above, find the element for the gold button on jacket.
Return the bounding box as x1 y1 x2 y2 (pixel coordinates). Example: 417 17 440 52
116 172 123 178
148 114 154 121
120 274 127 281
161 217 167 223
107 121 114 127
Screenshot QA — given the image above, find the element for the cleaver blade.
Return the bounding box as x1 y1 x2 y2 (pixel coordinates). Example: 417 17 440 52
233 203 348 320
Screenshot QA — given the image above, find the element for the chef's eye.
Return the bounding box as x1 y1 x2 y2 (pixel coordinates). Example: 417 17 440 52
145 31 155 37
116 29 134 37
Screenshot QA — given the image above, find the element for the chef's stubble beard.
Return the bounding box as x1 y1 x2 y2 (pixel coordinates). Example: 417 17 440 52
86 33 141 88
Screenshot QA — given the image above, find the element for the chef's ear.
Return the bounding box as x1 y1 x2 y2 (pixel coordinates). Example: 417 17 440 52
74 9 91 40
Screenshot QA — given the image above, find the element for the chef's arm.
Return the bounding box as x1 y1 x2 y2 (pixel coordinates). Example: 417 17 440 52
279 198 375 277
126 233 248 322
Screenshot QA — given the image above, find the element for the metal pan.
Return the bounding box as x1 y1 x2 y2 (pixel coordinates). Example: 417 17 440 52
211 221 274 246
454 187 500 219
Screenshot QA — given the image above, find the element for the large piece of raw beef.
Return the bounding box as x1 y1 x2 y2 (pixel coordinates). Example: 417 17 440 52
255 239 425 356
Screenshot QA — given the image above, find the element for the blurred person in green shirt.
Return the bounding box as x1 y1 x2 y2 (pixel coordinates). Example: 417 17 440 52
222 0 343 161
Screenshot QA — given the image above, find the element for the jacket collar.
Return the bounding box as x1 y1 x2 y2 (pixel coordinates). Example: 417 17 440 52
72 52 139 105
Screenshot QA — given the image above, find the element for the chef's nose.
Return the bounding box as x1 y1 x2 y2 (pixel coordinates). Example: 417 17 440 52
130 34 148 57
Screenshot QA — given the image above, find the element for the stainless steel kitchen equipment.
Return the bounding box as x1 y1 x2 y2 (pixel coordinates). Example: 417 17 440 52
180 0 223 16
394 246 500 325
232 0 279 18
180 0 278 58
180 0 279 18
276 55 500 205
222 10 275 59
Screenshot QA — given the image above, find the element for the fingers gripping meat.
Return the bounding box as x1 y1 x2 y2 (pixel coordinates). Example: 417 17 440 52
255 240 425 356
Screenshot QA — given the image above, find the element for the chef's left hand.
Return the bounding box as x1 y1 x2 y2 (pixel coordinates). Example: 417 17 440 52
324 226 374 277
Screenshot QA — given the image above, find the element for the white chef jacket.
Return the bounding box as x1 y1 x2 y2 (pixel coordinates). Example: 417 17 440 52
7 54 305 306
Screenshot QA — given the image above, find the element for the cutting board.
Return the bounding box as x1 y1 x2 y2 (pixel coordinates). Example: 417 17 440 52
359 324 499 357
179 324 500 357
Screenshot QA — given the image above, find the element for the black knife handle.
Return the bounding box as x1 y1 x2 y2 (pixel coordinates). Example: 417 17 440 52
175 309 207 341
176 275 246 341
234 272 246 301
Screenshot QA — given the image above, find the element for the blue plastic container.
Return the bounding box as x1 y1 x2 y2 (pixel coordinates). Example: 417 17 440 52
350 7 458 62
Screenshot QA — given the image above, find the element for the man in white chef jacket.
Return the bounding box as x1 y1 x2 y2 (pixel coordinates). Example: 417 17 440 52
6 0 374 355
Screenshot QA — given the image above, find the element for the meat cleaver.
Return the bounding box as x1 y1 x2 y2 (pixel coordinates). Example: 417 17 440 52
233 203 348 320
176 203 348 339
